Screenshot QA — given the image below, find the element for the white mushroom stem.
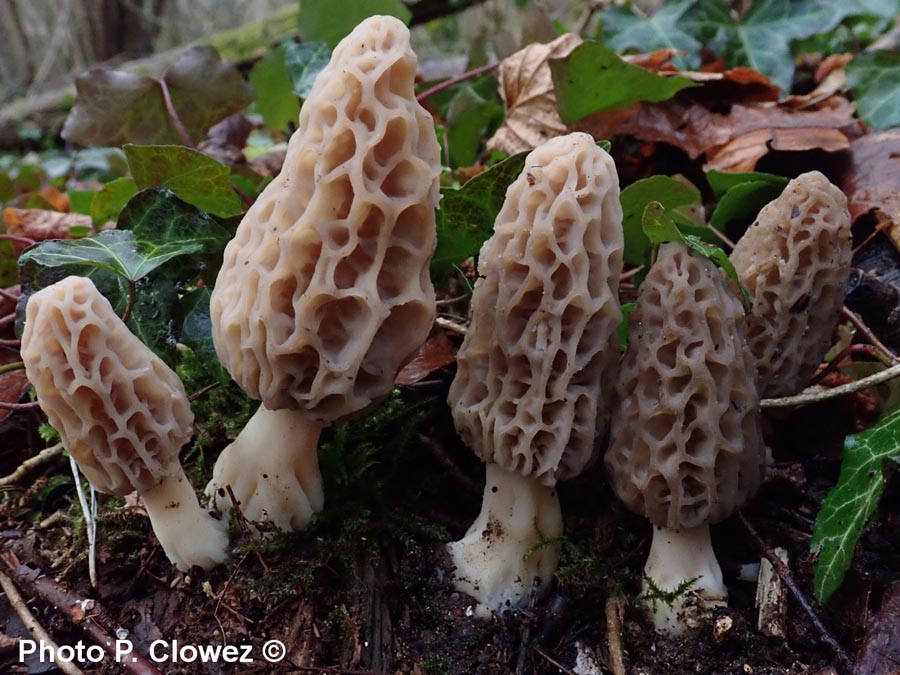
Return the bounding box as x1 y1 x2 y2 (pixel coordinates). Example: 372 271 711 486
206 405 324 532
448 463 563 617
141 465 229 572
642 524 728 635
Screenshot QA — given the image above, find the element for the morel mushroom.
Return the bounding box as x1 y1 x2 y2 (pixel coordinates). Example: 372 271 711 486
208 15 441 531
605 242 766 634
448 132 623 614
21 276 228 571
730 171 852 397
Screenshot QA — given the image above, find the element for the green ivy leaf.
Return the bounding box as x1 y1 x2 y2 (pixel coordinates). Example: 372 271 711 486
62 46 255 147
811 404 900 602
285 41 331 99
250 43 301 132
706 169 788 199
616 302 634 348
847 51 900 131
124 144 244 218
298 0 412 49
642 202 750 307
706 170 788 235
621 175 702 265
180 287 228 383
445 83 504 168
433 151 528 276
549 41 697 125
601 0 702 70
91 177 138 228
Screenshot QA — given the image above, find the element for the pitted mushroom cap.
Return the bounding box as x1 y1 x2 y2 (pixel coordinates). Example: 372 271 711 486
211 15 440 424
449 132 624 486
21 276 193 496
605 242 765 529
730 171 852 397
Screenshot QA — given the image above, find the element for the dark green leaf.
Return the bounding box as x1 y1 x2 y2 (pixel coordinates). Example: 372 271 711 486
285 41 331 99
621 176 701 265
847 50 900 131
298 0 412 49
433 151 528 276
249 43 301 132
91 177 138 228
445 84 504 168
642 202 750 307
601 0 702 70
706 169 788 199
62 46 255 147
0 241 17 287
617 302 634 348
709 180 783 234
68 190 96 216
180 287 228 382
124 144 244 218
811 404 900 602
549 41 696 125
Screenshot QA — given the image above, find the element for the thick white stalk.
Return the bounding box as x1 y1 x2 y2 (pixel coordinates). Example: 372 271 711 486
642 524 727 634
142 465 229 571
206 405 324 532
448 463 563 617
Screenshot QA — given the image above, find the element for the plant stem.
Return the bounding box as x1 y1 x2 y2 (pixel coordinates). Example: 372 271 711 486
416 62 499 104
157 77 195 148
0 361 25 375
121 280 136 325
760 361 900 409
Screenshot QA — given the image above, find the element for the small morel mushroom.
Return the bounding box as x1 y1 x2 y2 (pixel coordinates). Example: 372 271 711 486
21 276 228 571
605 241 766 634
730 171 852 397
449 132 623 615
208 15 441 531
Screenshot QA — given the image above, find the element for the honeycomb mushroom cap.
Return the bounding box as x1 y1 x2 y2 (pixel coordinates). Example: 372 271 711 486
449 132 624 486
730 170 852 397
606 242 765 529
211 15 441 424
21 276 193 495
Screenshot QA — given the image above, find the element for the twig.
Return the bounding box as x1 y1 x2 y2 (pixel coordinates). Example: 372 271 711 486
605 594 627 675
416 62 499 104
0 400 41 411
156 77 195 148
435 293 470 307
0 556 164 675
231 181 255 207
435 316 467 335
737 513 852 672
69 456 98 589
188 381 221 402
213 550 252 644
226 485 269 572
0 233 36 246
515 578 540 675
760 361 900 409
842 306 899 364
533 646 576 675
0 569 85 675
0 287 20 303
0 442 64 487
0 337 21 347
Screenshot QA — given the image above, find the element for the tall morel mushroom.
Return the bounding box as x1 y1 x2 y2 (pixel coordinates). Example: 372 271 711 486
605 241 766 634
208 15 441 531
448 132 623 614
730 171 852 397
21 276 228 571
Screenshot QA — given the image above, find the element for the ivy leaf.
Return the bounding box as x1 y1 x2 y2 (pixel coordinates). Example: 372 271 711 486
811 404 900 602
549 41 697 125
124 144 244 218
445 83 504 168
621 175 702 265
298 0 412 49
62 46 255 147
180 287 228 382
706 170 788 235
642 202 750 307
847 51 900 131
433 151 528 276
249 43 301 132
285 41 331 99
601 0 702 70
684 0 858 91
91 177 138 228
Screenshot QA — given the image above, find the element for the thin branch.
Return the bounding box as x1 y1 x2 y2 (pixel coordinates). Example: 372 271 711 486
188 381 221 402
0 313 16 328
0 400 41 411
0 287 20 302
760 361 900 409
416 62 499 104
737 513 852 672
810 344 881 385
435 316 467 335
0 442 64 487
605 594 627 675
0 569 85 675
0 338 21 347
156 77 195 148
842 306 899 364
533 646 576 675
0 233 36 246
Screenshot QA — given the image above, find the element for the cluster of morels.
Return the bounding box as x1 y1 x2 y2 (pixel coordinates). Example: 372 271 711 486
17 16 853 637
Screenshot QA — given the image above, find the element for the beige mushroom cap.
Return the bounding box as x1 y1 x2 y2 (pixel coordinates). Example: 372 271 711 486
211 15 440 424
21 276 193 495
449 132 624 486
606 242 765 529
730 170 852 397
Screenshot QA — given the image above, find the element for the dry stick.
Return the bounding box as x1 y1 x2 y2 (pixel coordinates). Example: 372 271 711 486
842 306 899 364
605 594 627 675
188 381 221 402
760 361 900 409
0 400 41 411
435 316 467 335
533 646 577 675
0 557 163 675
226 485 270 573
0 569 85 675
737 513 852 673
416 62 500 104
0 442 64 487
0 338 21 346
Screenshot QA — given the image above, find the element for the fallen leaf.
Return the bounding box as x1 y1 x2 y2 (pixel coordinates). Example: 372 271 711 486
847 50 900 131
198 114 254 166
0 285 18 317
395 332 458 385
853 581 900 675
840 130 900 224
0 371 29 425
3 208 93 255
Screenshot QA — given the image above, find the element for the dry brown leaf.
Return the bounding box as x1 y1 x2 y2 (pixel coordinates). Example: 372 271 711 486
395 331 458 386
486 33 581 155
853 582 900 675
3 207 92 255
840 130 900 254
